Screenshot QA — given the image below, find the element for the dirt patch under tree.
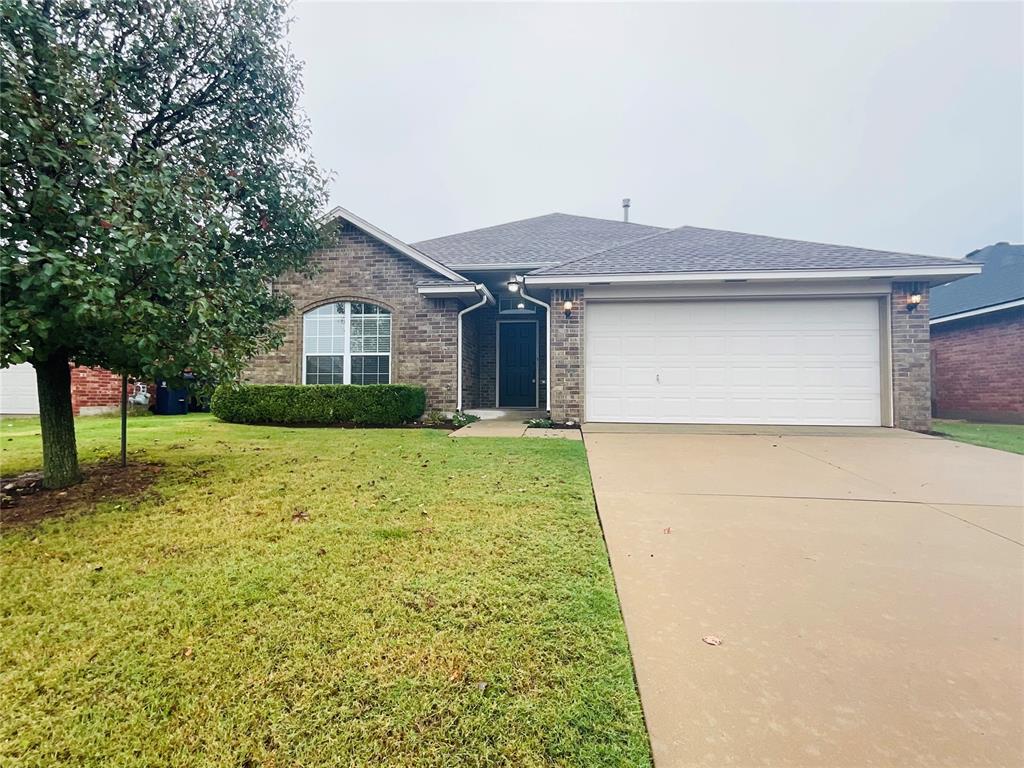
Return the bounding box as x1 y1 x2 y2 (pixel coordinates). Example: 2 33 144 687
1 463 163 527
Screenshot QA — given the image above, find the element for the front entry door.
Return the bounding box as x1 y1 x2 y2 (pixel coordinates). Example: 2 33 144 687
498 322 537 407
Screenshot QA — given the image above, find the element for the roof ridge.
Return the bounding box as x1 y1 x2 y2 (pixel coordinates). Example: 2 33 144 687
413 212 666 246
529 225 681 275
413 213 567 246
546 211 669 229
677 225 964 262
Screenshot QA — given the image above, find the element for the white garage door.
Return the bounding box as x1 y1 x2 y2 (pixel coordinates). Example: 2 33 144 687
0 363 40 415
586 298 882 426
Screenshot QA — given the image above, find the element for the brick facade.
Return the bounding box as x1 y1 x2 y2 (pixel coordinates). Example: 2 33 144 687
245 221 463 412
549 288 584 422
70 366 122 416
931 307 1024 424
469 306 498 408
890 282 932 432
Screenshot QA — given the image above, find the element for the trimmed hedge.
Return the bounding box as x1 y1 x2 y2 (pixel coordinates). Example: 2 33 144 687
210 384 427 426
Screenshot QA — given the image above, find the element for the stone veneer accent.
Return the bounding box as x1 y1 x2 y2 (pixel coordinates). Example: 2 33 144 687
549 288 584 422
890 281 932 432
244 221 462 412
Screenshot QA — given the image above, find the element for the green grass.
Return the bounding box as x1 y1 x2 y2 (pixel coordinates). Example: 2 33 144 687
932 419 1024 455
0 414 650 767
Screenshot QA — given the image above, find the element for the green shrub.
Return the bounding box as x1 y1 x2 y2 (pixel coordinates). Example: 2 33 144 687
210 384 427 426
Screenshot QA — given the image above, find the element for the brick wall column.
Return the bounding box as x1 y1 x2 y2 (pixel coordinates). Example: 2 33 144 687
549 288 584 422
890 282 931 432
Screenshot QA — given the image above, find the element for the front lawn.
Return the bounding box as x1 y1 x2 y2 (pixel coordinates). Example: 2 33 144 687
0 414 650 767
932 419 1024 455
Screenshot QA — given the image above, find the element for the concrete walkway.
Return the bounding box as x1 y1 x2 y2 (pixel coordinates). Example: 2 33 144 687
450 409 581 440
585 426 1024 767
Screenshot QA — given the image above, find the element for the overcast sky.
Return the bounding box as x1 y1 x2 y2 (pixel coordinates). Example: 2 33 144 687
288 1 1022 258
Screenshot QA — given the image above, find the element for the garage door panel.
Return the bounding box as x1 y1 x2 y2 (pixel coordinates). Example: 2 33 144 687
585 299 882 426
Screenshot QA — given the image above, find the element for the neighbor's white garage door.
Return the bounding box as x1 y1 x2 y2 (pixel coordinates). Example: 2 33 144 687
0 362 40 414
586 299 882 426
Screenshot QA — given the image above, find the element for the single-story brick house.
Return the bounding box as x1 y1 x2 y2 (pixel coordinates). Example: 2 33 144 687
245 206 982 431
929 242 1023 424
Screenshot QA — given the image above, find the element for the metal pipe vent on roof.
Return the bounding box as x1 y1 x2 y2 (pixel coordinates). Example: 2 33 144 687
622 198 631 223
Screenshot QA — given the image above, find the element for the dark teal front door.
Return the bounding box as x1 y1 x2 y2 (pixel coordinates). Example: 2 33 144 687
498 322 537 407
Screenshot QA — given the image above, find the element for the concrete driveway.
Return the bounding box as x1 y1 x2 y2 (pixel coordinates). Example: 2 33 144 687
584 425 1024 767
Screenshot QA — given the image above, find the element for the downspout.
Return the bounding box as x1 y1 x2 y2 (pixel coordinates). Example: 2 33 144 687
517 276 551 416
457 283 494 413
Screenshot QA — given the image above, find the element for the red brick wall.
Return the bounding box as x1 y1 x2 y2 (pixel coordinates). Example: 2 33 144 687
931 307 1024 423
70 366 122 415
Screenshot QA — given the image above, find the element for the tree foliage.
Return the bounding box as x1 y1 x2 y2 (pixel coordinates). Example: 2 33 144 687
1 0 327 485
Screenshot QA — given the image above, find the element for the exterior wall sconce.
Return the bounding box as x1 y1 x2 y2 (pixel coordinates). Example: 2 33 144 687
516 300 525 310
907 293 922 312
507 280 519 293
563 299 573 318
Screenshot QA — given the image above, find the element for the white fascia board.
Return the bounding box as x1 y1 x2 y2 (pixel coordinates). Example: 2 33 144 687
929 298 1024 325
524 264 983 287
320 206 468 283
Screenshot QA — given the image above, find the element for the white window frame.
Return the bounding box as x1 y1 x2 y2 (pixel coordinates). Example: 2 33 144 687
302 301 392 385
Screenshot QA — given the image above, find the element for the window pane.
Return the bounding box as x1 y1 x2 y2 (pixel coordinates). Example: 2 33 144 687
351 355 390 385
305 355 344 384
351 302 386 315
304 304 345 362
350 304 391 356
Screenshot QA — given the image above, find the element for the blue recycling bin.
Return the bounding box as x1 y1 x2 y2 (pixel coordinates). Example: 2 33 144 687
155 380 189 415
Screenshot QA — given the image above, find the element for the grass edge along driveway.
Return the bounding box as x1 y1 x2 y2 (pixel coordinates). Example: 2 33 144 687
0 414 651 767
932 418 1024 455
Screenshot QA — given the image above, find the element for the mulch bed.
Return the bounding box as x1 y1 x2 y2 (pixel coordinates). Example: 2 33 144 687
0 462 163 527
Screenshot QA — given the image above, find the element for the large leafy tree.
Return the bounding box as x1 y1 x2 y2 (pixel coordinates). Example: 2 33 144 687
1 0 326 487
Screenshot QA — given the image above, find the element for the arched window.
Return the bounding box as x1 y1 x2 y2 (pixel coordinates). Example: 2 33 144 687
303 302 391 385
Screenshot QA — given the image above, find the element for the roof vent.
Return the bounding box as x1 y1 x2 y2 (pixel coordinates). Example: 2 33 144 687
622 198 631 223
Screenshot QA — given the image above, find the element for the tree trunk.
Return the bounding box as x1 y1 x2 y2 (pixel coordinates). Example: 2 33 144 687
34 352 81 489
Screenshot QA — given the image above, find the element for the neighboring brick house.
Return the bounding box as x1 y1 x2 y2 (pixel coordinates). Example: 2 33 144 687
69 366 123 416
0 363 124 416
245 206 982 431
930 243 1024 424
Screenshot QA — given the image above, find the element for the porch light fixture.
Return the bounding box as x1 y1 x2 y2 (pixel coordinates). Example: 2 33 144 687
507 280 519 293
907 293 922 312
563 299 573 318
516 300 526 310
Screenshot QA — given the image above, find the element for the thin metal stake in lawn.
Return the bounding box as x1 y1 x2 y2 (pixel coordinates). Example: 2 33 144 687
120 374 128 467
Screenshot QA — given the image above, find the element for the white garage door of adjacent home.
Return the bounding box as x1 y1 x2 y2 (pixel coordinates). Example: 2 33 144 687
586 298 883 426
0 362 40 415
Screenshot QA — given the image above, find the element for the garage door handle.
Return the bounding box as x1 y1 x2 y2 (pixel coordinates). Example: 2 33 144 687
656 374 660 384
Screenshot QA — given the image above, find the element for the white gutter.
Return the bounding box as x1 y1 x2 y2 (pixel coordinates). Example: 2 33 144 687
517 276 551 415
417 284 479 297
444 262 561 271
457 283 495 412
929 298 1024 325
524 264 982 287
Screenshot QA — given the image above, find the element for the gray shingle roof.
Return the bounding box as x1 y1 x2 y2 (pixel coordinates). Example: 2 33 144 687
413 213 667 267
930 243 1024 318
530 225 967 276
